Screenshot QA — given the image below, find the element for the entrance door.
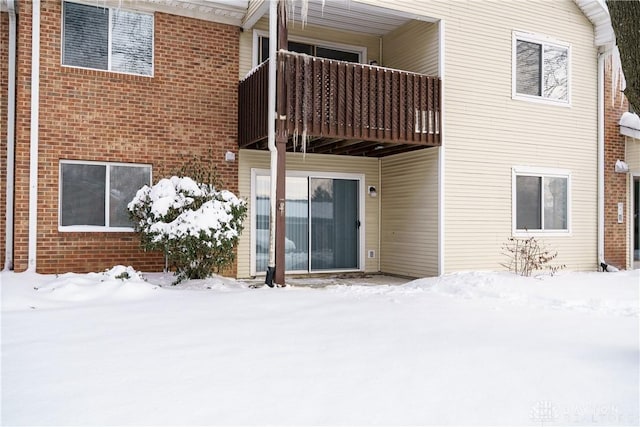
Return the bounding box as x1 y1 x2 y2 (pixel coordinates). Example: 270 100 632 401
310 178 359 271
634 178 639 268
253 172 361 274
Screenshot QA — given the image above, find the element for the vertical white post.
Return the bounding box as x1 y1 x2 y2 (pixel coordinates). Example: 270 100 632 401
28 0 41 272
4 0 17 271
437 19 446 276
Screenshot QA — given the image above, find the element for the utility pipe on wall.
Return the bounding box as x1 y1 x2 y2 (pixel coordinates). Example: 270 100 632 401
4 0 17 271
597 50 606 268
27 0 40 272
265 0 278 286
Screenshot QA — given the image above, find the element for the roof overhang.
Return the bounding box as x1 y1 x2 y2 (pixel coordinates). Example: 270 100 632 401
573 0 615 50
70 0 248 26
242 0 436 35
620 112 640 140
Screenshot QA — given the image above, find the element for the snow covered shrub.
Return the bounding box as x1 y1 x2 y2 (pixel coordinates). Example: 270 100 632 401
501 236 566 277
128 176 247 284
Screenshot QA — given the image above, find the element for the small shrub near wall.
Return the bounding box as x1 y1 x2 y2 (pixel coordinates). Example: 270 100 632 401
501 236 566 277
128 176 247 284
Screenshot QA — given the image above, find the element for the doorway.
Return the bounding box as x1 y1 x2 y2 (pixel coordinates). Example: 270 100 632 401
634 177 639 268
253 171 362 275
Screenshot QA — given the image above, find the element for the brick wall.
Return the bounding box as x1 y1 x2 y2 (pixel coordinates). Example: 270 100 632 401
12 1 240 274
1 12 8 269
603 62 629 269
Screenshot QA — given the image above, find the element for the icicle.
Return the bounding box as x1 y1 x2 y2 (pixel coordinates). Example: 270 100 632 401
301 127 308 160
292 127 298 152
608 46 627 107
300 0 309 28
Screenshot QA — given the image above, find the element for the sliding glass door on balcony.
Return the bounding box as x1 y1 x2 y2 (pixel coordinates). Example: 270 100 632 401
253 172 361 274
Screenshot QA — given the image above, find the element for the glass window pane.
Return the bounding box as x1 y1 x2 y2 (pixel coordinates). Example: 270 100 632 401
288 41 314 55
255 176 271 273
62 2 108 70
516 40 541 96
316 47 360 63
61 164 106 226
516 175 541 230
111 9 153 76
109 166 151 227
254 176 309 272
260 37 269 63
544 177 568 230
543 45 568 101
285 178 309 271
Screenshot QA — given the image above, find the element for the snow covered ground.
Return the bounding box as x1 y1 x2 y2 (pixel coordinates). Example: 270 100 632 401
1 267 638 426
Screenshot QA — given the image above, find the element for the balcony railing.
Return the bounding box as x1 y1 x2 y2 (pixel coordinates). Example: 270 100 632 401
238 51 441 156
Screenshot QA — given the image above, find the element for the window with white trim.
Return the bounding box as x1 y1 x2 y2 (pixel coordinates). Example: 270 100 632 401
62 1 154 76
513 168 570 233
513 32 569 104
60 161 151 230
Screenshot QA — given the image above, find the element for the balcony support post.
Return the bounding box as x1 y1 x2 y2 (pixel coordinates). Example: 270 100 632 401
274 0 289 286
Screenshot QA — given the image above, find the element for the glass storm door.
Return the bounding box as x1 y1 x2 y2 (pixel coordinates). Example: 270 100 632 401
634 178 639 264
310 178 359 271
254 174 360 274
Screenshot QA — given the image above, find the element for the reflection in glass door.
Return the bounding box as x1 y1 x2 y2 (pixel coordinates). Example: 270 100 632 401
255 175 308 272
254 173 360 274
634 178 639 267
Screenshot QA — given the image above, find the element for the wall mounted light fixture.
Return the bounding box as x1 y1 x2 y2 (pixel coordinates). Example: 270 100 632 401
368 186 377 197
615 159 629 173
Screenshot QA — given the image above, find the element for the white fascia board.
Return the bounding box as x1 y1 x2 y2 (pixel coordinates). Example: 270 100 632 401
573 0 615 49
71 0 247 26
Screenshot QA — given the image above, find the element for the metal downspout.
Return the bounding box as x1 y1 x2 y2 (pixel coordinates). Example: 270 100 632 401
4 0 17 271
27 0 40 271
597 50 605 267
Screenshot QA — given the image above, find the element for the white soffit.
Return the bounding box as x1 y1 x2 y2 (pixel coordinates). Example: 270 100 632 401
573 0 615 49
244 0 435 35
89 0 249 26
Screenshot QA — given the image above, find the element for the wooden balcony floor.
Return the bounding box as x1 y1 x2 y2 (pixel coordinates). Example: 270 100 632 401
243 136 435 158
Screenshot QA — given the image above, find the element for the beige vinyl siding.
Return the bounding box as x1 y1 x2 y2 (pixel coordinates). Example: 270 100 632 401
246 0 265 19
382 20 438 76
239 18 382 78
626 137 640 172
360 0 599 272
239 29 254 79
380 148 439 277
237 149 380 278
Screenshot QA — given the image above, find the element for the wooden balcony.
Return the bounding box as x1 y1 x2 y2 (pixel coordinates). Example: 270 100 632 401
238 51 441 157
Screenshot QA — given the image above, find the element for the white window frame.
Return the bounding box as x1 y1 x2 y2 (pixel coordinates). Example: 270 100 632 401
59 160 152 232
252 29 367 68
512 166 572 236
61 0 155 77
250 168 365 276
512 31 571 107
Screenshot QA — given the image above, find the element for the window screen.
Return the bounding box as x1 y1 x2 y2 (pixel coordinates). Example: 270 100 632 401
61 162 151 229
62 2 109 70
516 175 541 230
62 1 153 76
61 163 107 226
515 36 569 102
515 173 569 232
516 40 541 97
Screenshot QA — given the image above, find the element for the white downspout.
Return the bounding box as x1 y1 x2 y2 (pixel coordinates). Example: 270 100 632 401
4 0 17 271
266 0 278 274
597 50 605 267
27 0 40 272
437 19 446 276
